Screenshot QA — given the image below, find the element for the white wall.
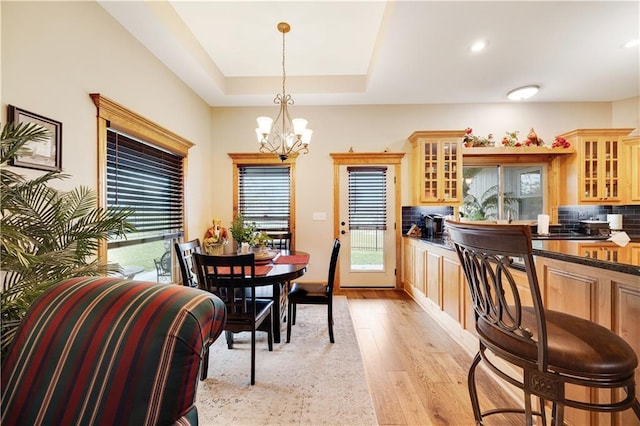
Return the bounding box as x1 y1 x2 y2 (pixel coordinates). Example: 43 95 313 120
1 1 214 241
3 1 638 281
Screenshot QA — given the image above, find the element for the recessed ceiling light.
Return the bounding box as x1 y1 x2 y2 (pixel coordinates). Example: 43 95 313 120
623 39 640 48
507 85 540 101
470 40 487 52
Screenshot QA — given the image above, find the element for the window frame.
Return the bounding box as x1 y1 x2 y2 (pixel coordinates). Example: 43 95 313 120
228 153 297 250
91 93 194 260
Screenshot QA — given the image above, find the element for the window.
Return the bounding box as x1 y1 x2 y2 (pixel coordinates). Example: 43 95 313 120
107 129 184 245
348 167 387 270
462 165 545 221
92 94 193 282
229 153 297 248
238 165 291 230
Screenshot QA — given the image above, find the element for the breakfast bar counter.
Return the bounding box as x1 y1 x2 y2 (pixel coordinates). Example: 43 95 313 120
402 234 640 425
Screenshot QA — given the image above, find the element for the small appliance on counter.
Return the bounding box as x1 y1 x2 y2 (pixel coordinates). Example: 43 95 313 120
578 220 610 236
422 214 444 237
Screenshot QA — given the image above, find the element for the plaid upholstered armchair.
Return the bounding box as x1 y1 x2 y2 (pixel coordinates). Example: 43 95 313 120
1 276 227 425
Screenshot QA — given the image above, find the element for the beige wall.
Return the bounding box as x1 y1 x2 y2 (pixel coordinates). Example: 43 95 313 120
1 1 214 242
2 2 638 280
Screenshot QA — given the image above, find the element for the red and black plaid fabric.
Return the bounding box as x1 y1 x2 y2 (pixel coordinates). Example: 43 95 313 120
1 276 226 425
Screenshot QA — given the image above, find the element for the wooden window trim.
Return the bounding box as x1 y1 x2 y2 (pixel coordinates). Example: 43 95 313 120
91 93 194 258
228 153 297 246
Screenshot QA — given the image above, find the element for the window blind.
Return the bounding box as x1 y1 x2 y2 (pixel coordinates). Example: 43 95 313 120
238 166 290 231
107 129 184 245
348 167 387 230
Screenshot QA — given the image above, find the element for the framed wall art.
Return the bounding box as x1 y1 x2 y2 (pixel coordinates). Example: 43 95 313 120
8 105 62 171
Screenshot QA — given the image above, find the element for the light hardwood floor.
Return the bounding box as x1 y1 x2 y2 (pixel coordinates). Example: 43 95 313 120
342 289 522 426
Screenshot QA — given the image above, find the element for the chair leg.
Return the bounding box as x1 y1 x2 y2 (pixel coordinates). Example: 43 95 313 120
250 328 256 385
200 347 209 380
467 351 483 425
524 391 534 426
328 302 334 343
225 330 234 349
267 310 273 352
633 397 640 419
286 301 293 343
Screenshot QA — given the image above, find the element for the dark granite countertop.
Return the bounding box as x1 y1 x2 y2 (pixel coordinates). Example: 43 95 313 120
404 235 640 277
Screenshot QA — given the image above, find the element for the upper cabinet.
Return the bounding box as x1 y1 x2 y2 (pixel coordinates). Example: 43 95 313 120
623 135 640 204
409 130 465 205
557 128 634 205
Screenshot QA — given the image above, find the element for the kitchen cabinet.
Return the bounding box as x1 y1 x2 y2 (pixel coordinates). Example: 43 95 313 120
579 242 627 264
408 130 465 205
535 256 640 426
403 237 640 426
623 136 640 203
557 128 634 205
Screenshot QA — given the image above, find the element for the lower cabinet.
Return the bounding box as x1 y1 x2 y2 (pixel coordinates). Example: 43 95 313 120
402 237 640 426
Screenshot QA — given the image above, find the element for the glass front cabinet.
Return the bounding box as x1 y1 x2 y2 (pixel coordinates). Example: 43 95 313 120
409 130 465 205
557 128 633 204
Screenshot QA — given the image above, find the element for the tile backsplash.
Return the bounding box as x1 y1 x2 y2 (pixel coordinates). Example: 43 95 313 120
402 205 640 236
402 206 453 235
558 205 640 235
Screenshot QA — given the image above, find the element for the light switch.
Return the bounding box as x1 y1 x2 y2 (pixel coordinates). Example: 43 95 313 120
312 212 327 221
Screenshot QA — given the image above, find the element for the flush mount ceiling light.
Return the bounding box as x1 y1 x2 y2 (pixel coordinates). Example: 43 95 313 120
256 22 312 161
470 40 487 52
623 39 639 48
507 85 540 101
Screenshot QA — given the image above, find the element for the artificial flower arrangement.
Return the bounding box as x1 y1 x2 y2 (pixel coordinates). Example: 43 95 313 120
551 136 571 148
501 130 521 147
463 127 495 147
467 126 571 148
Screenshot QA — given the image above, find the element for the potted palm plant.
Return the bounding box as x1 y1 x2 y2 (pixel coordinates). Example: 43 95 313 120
1 121 135 354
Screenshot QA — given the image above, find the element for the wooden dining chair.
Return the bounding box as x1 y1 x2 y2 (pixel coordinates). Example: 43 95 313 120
193 252 274 385
174 239 201 287
265 231 292 251
287 238 341 343
447 220 640 425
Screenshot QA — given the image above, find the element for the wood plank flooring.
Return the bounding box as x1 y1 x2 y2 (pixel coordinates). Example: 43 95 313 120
342 289 523 426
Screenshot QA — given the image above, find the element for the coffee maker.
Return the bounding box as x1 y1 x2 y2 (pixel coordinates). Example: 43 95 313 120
422 214 444 237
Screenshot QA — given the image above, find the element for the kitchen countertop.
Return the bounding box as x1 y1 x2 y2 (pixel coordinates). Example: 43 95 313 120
405 234 640 277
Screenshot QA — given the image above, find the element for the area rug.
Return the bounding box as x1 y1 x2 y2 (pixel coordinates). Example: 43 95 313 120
196 296 378 425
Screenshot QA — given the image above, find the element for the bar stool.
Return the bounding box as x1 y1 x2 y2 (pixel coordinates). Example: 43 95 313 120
447 220 640 425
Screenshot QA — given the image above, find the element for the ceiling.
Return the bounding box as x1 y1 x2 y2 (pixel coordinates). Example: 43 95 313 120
99 1 639 107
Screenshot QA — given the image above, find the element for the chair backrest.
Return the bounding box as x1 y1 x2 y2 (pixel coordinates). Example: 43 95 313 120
326 238 341 294
446 221 548 367
154 250 172 282
1 276 226 425
175 238 202 287
265 231 292 250
193 253 258 322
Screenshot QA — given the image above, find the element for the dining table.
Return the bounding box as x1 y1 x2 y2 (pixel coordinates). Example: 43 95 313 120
251 250 309 343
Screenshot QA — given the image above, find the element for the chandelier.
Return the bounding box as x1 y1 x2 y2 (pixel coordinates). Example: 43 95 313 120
256 22 312 161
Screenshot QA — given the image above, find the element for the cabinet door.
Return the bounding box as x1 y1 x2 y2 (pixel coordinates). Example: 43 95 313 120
409 130 464 205
579 243 627 264
624 137 640 203
557 129 632 205
403 239 415 289
580 135 625 203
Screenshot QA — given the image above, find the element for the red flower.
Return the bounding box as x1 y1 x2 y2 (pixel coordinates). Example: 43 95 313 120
465 127 473 135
